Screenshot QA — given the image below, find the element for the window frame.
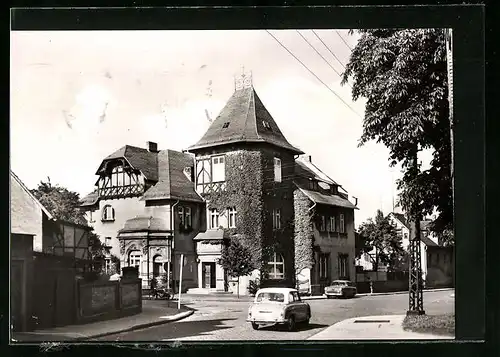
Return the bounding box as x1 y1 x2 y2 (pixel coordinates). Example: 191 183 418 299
211 155 226 182
185 207 192 228
339 213 345 233
319 215 326 232
319 253 330 278
329 216 336 232
338 253 349 279
273 208 282 230
102 205 115 222
105 236 112 247
209 208 220 230
274 157 282 182
227 207 237 228
268 252 285 280
128 251 142 273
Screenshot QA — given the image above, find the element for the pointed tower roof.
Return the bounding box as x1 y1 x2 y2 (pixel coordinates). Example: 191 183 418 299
187 86 303 155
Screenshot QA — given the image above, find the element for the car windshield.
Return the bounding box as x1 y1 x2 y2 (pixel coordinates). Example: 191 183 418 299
333 281 348 286
256 292 285 303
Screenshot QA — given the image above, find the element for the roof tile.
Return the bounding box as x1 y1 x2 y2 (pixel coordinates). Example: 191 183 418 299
187 87 303 154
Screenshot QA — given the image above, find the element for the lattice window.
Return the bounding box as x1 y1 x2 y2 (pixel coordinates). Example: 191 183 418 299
268 253 285 279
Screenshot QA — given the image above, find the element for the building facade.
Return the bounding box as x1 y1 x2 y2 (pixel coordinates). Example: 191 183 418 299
80 145 206 290
80 80 358 296
387 212 440 283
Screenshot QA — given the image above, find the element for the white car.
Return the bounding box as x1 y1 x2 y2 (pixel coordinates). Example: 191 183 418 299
324 280 357 299
246 287 311 331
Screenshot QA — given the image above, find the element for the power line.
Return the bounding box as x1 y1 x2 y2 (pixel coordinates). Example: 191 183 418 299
336 30 353 51
295 30 342 78
266 30 361 118
311 30 347 70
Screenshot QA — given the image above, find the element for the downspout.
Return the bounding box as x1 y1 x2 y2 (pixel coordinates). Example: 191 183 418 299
147 216 152 289
170 200 180 294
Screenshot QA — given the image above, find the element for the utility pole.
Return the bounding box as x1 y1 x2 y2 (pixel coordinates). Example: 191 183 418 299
407 146 425 316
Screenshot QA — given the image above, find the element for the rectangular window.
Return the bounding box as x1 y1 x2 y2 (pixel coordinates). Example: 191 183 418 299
338 254 349 279
273 209 281 229
209 208 219 229
320 215 326 232
105 236 111 247
178 206 185 227
339 214 345 233
105 258 111 274
185 207 192 228
274 157 282 182
227 207 237 228
319 253 329 278
212 156 225 182
329 216 336 232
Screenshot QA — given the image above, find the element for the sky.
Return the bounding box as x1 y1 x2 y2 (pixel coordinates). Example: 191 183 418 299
10 29 433 227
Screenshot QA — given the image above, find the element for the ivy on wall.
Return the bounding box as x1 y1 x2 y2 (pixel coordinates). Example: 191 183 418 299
294 189 315 272
204 150 266 269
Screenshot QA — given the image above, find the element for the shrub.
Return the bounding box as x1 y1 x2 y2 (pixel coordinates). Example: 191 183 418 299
248 279 260 296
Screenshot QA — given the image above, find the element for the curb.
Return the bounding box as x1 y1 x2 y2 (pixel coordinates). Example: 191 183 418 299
301 288 454 300
72 310 194 341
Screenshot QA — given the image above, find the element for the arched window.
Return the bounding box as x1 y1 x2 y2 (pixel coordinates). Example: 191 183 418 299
102 205 115 221
153 255 164 277
268 252 285 279
128 251 142 271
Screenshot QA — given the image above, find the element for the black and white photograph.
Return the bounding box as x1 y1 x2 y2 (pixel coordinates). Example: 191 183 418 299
10 17 466 344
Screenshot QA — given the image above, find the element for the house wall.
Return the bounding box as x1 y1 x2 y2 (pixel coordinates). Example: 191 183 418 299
293 189 356 295
10 174 44 252
312 205 356 281
85 197 148 257
261 147 296 287
11 234 35 332
426 246 454 288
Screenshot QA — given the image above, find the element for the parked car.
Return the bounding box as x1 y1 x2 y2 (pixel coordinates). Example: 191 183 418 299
246 287 311 331
324 280 357 299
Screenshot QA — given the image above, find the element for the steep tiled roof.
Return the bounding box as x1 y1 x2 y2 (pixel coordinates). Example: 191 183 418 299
295 157 339 186
97 145 158 181
141 150 204 203
421 235 438 247
295 185 358 210
187 86 303 154
80 190 99 207
10 170 54 220
391 212 408 227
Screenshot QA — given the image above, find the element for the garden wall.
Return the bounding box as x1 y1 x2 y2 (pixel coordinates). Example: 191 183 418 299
76 278 142 324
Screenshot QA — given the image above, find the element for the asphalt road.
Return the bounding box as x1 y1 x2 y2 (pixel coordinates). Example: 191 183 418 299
94 290 454 341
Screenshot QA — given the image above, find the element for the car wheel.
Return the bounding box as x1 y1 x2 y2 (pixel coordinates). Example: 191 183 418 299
286 316 296 331
251 322 259 330
304 316 310 326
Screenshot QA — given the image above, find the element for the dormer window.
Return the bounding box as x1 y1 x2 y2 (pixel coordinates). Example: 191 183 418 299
222 122 230 129
102 205 115 222
262 121 272 131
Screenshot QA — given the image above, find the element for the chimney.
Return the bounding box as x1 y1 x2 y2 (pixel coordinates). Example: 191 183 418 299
308 155 312 163
353 196 358 206
147 141 158 153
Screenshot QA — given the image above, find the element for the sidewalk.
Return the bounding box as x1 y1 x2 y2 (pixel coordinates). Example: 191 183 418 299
307 315 454 340
301 287 454 301
11 300 194 342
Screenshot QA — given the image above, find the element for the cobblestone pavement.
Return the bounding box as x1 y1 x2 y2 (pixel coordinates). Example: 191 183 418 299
94 290 454 341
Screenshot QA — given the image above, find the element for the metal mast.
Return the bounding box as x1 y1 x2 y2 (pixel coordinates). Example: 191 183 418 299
407 149 425 316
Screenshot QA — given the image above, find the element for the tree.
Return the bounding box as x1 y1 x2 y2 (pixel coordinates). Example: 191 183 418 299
217 238 256 298
357 210 406 271
342 29 453 243
31 178 111 271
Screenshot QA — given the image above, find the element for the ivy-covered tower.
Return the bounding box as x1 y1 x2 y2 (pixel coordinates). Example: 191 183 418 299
186 75 304 293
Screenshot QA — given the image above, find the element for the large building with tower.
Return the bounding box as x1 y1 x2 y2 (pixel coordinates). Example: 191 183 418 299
80 77 358 295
